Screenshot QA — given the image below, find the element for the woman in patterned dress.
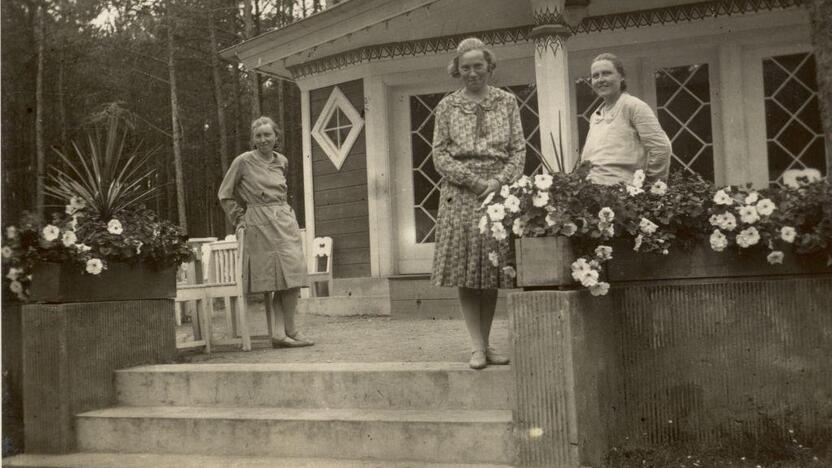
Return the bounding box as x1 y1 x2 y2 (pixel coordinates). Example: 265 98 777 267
431 38 526 369
218 116 313 348
581 53 671 185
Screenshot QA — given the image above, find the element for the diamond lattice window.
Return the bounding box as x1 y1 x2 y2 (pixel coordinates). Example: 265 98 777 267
655 63 715 181
762 52 826 185
408 85 546 244
575 77 603 153
311 86 365 171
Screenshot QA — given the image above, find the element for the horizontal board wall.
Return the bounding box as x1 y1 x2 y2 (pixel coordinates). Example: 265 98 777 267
309 79 370 278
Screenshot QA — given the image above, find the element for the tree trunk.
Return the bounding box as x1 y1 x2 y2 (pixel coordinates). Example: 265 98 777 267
243 0 261 116
208 2 233 233
35 2 46 216
167 3 188 231
808 0 832 180
232 65 243 155
58 47 68 149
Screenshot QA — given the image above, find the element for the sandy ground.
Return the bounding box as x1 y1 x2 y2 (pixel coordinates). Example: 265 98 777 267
177 300 510 365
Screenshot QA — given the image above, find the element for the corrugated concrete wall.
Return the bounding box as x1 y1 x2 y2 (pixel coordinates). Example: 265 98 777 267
22 300 176 453
510 276 832 466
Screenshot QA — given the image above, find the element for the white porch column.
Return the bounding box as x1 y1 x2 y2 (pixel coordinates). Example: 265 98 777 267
529 0 586 172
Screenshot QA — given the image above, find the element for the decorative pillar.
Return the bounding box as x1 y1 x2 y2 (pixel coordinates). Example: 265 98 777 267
529 0 587 172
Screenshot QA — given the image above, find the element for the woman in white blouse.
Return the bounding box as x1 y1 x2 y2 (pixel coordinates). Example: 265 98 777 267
581 53 672 185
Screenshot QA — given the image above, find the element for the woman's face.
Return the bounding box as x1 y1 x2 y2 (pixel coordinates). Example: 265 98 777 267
590 60 623 101
252 124 277 153
458 50 490 93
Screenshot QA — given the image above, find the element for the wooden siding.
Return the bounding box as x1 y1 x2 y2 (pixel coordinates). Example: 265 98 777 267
310 79 370 278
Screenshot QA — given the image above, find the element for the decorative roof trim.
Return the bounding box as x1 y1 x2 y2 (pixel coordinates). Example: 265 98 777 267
286 0 804 79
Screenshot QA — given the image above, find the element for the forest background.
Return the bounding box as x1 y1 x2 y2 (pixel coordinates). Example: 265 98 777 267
1 0 329 238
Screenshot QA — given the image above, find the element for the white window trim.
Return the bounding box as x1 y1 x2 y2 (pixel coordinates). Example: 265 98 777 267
311 86 365 171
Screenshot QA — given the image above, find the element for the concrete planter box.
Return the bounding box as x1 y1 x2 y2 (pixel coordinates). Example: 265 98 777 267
29 262 176 303
515 236 831 287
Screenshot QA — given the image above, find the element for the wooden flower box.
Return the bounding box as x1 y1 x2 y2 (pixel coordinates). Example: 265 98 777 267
515 237 831 288
28 262 176 303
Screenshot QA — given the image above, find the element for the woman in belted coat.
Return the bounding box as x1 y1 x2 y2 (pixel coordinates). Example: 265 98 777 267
218 116 313 348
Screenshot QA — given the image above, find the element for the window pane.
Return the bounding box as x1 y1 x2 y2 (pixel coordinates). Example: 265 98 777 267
655 63 714 182
762 52 827 185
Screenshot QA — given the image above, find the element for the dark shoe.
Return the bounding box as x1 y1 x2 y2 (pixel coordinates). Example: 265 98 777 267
486 347 510 365
271 336 309 348
286 332 314 347
469 350 487 370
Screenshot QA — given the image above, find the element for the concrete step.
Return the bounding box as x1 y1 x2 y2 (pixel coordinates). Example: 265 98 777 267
3 453 515 468
76 406 516 465
298 295 391 316
332 277 391 297
115 362 513 410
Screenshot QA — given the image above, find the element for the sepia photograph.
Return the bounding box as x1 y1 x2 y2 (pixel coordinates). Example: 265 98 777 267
1 0 831 466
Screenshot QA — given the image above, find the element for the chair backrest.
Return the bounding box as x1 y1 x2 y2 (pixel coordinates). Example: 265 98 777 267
309 236 333 274
204 238 240 285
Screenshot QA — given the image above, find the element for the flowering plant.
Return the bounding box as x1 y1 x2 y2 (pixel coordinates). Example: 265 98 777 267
1 108 193 302
480 163 831 295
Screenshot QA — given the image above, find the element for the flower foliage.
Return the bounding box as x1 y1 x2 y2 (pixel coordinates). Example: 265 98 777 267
480 163 832 295
2 203 194 302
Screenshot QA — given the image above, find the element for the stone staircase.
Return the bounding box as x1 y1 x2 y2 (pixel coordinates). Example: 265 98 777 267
6 362 517 467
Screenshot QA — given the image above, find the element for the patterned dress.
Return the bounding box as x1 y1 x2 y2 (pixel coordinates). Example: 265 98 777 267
218 151 308 293
431 86 526 289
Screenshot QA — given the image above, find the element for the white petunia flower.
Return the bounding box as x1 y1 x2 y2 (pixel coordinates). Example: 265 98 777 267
631 170 646 188
5 226 17 239
780 226 797 243
633 234 644 252
61 230 77 247
589 281 610 296
650 180 668 196
533 173 553 191
85 258 105 275
767 251 784 265
478 215 489 234
9 280 23 294
500 185 511 198
560 222 578 237
756 198 776 217
626 185 644 196
488 251 500 267
107 219 124 235
503 195 521 213
709 214 720 226
579 269 600 288
570 258 592 282
512 218 526 236
532 191 549 208
595 245 613 261
2 246 12 258
491 223 507 241
717 212 737 231
75 243 92 252
709 229 728 252
515 175 532 189
545 213 557 227
598 207 615 223
42 225 61 242
6 267 22 281
736 226 760 248
603 223 615 237
737 205 759 224
744 192 759 205
713 189 733 206
480 191 495 208
639 218 659 235
486 203 506 222
502 266 516 279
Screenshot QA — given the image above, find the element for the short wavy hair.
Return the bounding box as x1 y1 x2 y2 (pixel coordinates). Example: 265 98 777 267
250 116 283 146
591 53 628 92
447 37 497 78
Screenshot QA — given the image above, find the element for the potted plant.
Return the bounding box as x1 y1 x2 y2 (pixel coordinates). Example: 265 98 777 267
479 164 832 293
1 107 193 303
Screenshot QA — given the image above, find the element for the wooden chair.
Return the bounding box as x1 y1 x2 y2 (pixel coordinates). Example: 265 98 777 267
174 285 212 352
202 236 253 351
175 237 217 326
307 236 333 297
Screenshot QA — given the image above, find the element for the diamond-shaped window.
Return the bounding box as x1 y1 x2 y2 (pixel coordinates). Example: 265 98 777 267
311 86 364 171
